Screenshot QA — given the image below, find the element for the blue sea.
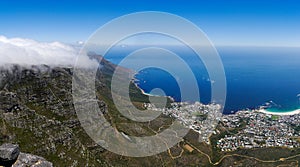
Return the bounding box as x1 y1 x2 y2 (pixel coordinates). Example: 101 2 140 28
104 45 300 114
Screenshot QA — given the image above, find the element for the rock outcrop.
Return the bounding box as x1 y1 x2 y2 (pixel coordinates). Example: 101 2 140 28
0 143 52 167
13 152 53 167
0 143 19 166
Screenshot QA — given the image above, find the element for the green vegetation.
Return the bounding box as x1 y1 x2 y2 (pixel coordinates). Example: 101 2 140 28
271 115 279 121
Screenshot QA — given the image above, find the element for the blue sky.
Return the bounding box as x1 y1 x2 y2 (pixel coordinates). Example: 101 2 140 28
1 0 300 46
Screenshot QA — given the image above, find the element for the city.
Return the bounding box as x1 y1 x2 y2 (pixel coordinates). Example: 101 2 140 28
147 102 300 152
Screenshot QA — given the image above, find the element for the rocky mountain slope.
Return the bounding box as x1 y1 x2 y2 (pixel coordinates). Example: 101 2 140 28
0 65 109 166
0 59 183 166
1 57 299 166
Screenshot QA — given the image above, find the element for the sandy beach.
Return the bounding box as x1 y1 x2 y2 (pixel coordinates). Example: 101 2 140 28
258 109 300 116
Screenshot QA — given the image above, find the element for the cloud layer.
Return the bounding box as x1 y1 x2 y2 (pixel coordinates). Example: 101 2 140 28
0 36 96 68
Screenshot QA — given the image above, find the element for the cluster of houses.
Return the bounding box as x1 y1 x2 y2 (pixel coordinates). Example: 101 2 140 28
218 110 300 151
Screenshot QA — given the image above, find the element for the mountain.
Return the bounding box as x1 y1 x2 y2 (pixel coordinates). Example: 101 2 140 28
0 55 299 166
0 57 181 166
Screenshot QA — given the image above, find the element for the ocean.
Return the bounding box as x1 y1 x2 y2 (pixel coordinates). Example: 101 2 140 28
104 45 300 114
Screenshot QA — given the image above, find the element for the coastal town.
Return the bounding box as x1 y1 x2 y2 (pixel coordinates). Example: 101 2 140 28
146 102 222 144
218 109 300 151
146 102 300 152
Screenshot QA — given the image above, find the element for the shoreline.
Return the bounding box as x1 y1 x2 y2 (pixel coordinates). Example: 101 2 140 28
132 72 299 115
258 108 300 116
133 80 300 115
131 79 175 102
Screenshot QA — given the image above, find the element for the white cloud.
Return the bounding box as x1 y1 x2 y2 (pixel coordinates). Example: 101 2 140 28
0 36 97 68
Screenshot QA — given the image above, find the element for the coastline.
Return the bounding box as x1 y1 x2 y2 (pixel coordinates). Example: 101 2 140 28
131 77 175 102
133 78 300 115
132 71 299 115
258 108 300 116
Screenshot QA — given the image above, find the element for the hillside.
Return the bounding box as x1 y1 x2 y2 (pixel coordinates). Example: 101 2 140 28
0 57 299 166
